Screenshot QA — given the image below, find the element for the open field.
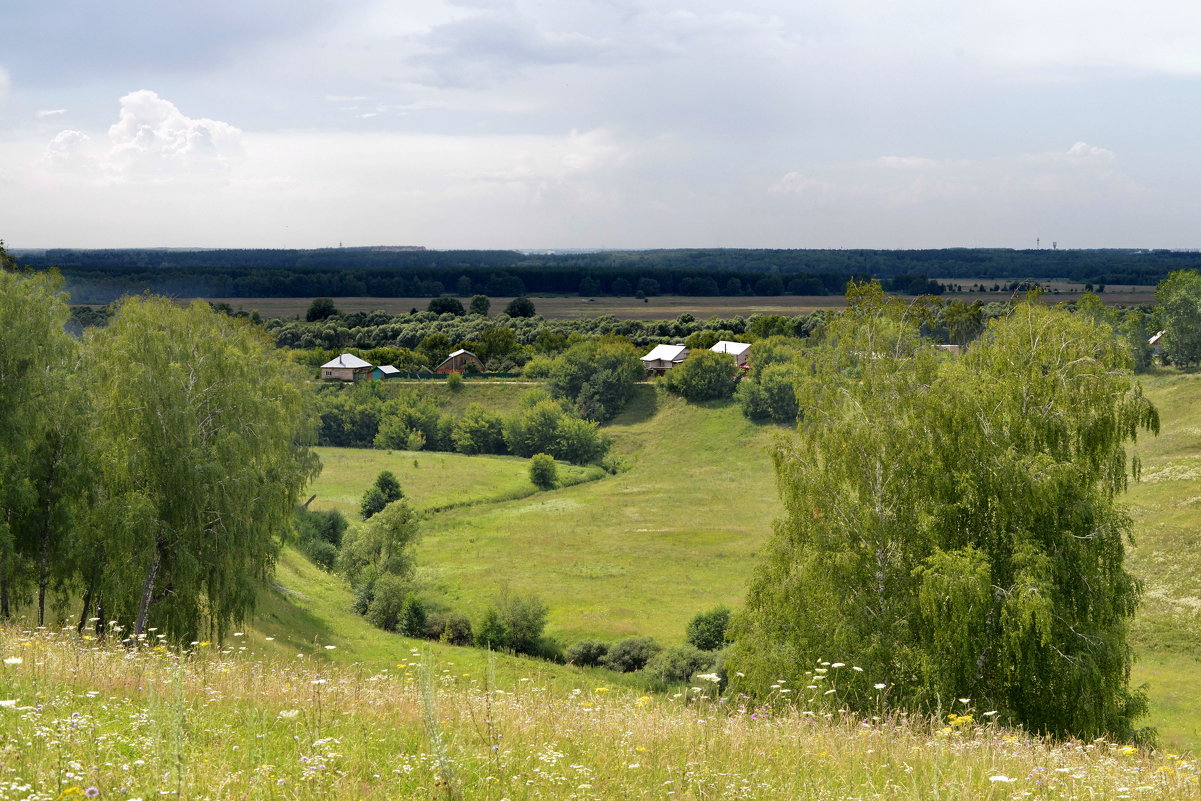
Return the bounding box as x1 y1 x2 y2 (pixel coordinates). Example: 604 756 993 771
182 283 1155 320
4 625 1199 801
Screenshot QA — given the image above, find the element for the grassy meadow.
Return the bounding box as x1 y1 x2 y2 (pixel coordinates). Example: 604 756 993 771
2 626 1198 801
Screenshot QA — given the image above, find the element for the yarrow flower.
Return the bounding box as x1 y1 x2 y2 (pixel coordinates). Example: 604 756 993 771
2 657 22 665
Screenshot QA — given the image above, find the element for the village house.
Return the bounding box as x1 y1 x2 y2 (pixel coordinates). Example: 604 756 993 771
370 364 402 380
435 349 485 374
641 343 690 375
320 353 373 381
710 340 752 367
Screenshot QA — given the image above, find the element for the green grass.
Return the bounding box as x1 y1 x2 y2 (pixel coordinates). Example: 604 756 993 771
284 372 1201 752
5 626 1199 800
308 446 598 519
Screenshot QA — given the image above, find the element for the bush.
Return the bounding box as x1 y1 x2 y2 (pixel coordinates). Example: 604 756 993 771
505 297 537 317
306 297 338 322
452 404 505 455
662 350 739 401
479 592 550 655
736 363 800 424
446 371 464 392
365 573 410 631
297 537 338 570
397 595 428 638
469 295 491 315
427 610 474 646
566 639 609 667
685 606 731 651
529 453 558 490
360 486 387 520
646 644 714 683
476 607 507 650
600 637 662 673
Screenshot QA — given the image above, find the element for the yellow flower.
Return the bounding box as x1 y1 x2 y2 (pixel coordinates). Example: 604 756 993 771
595 687 609 693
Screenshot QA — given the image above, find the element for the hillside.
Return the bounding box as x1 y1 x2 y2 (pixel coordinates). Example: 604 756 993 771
280 375 1201 750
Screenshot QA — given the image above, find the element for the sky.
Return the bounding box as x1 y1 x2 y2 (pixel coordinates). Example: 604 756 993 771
0 0 1198 250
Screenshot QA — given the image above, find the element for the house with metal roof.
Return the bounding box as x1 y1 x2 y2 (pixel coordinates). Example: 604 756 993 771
320 353 373 381
370 364 402 380
641 343 690 375
435 349 485 374
710 340 752 367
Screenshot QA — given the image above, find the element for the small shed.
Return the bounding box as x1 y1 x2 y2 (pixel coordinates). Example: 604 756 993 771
435 349 485 374
641 344 690 375
710 340 752 367
371 364 402 380
320 353 373 381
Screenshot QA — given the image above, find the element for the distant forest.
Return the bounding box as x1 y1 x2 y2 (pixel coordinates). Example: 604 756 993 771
12 246 1199 303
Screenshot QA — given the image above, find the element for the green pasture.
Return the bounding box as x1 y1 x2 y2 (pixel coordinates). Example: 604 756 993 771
276 372 1201 750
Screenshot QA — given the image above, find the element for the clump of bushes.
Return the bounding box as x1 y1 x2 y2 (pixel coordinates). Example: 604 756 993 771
293 507 348 570
361 470 404 520
685 606 731 651
601 637 663 673
661 350 739 401
566 639 610 667
646 644 713 683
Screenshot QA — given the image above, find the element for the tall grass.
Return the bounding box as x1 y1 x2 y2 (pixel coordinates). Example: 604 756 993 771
0 627 1196 800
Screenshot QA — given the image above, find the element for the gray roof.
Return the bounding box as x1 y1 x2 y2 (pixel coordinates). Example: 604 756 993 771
375 364 401 375
710 340 751 356
320 353 372 369
641 344 689 362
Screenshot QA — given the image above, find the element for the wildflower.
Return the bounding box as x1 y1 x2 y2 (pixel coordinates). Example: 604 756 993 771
85 788 99 798
696 673 721 683
279 709 300 719
874 683 887 690
2 657 22 665
988 775 1016 783
831 662 845 668
324 645 336 650
595 687 609 693
0 700 16 708
852 666 863 672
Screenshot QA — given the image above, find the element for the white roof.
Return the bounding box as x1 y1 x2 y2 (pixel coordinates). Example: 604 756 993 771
447 348 476 359
641 344 689 362
1149 330 1165 345
320 353 372 369
376 364 401 375
710 340 751 357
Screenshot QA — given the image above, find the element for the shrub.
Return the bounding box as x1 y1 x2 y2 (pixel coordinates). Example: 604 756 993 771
452 404 506 455
646 644 714 683
426 610 474 646
469 295 491 315
529 453 558 490
374 471 403 503
365 573 410 631
297 537 338 570
662 350 739 401
546 338 644 421
476 607 507 650
736 362 800 424
397 595 428 638
601 637 662 673
566 639 609 667
306 297 338 322
686 606 732 651
446 371 464 392
360 486 387 520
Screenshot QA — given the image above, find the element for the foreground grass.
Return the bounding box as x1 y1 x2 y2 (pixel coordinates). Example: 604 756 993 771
2 628 1196 801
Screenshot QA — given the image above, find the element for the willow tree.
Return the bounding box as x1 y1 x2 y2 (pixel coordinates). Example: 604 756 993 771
86 298 320 642
730 289 1158 740
0 260 78 619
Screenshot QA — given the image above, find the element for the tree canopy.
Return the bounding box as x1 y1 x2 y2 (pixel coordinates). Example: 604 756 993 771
730 286 1158 740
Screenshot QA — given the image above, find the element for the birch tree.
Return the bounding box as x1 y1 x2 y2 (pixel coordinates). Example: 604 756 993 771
86 298 320 642
730 290 1158 740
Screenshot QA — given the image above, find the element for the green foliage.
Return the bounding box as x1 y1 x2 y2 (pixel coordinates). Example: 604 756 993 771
546 338 644 421
85 297 321 641
661 350 739 401
685 606 731 651
428 296 466 316
306 297 338 322
1155 270 1201 367
359 487 387 520
469 295 491 316
600 637 662 673
735 362 800 423
566 639 610 667
294 508 348 569
451 404 506 455
397 594 428 638
504 399 609 465
360 471 402 520
529 454 558 490
445 371 464 392
505 297 536 318
374 471 403 503
730 291 1159 740
364 572 411 631
484 592 550 656
337 499 420 590
645 644 713 683
427 609 474 645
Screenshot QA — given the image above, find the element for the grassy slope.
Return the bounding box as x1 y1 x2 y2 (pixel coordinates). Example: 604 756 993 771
411 385 782 644
1123 371 1201 751
276 374 1201 750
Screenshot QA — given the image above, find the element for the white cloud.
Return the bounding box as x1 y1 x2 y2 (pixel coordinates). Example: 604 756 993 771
0 66 9 107
35 108 67 118
1066 141 1115 161
105 90 243 179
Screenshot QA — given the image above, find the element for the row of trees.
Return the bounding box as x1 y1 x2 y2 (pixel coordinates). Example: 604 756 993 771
0 248 318 642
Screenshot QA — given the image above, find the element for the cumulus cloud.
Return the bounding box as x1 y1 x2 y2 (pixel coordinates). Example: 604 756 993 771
106 90 243 178
1066 141 1115 161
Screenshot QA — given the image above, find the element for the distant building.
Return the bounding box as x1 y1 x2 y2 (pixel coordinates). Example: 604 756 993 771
1149 330 1166 355
641 344 690 375
435 349 485 374
937 344 963 356
370 364 402 380
710 340 752 367
320 353 373 381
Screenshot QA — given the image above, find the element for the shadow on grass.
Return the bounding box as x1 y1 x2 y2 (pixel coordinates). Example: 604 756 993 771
609 384 658 426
